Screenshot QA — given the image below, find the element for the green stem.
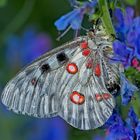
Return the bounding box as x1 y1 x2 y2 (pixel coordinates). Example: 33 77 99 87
98 0 116 38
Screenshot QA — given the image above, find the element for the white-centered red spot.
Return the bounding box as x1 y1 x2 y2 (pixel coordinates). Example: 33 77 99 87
70 91 85 105
66 63 78 74
95 94 102 101
80 41 88 49
82 48 91 57
94 64 101 77
103 93 111 99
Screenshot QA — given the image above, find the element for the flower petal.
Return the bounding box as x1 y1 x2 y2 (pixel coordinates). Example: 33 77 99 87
128 107 139 125
120 73 138 105
124 7 134 26
54 11 78 30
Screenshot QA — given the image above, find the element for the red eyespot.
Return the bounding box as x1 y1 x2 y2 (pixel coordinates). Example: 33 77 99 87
70 91 85 105
95 94 102 101
80 41 88 49
94 64 101 77
82 49 91 57
66 63 78 74
103 93 111 99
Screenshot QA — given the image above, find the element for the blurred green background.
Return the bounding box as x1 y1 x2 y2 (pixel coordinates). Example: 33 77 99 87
0 0 140 140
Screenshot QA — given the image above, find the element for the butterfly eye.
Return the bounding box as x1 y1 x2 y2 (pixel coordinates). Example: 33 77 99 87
56 52 68 64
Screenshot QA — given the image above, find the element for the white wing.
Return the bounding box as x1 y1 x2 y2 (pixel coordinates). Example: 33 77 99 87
1 36 84 118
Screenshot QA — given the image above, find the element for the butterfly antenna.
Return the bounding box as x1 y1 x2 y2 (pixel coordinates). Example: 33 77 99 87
74 30 80 39
81 26 89 32
56 26 71 41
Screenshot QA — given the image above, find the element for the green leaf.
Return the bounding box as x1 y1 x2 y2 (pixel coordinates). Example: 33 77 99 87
0 0 7 7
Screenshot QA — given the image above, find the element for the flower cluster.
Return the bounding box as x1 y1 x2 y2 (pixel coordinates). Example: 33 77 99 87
27 118 68 140
55 0 97 30
112 7 140 69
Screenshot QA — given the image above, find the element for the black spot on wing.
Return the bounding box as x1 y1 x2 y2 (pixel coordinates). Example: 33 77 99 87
56 52 68 64
41 64 51 72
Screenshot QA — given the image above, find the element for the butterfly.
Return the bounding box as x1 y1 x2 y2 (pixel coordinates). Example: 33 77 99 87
1 25 121 130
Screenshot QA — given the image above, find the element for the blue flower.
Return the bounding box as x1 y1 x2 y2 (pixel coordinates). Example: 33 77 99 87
120 73 138 105
5 27 52 67
126 107 140 140
112 7 140 68
114 7 134 41
104 111 123 128
104 107 140 140
55 0 97 30
111 40 134 67
106 124 133 140
127 107 139 125
27 118 68 140
105 111 133 140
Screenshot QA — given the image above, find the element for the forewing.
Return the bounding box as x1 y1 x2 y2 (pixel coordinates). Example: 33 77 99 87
1 36 85 118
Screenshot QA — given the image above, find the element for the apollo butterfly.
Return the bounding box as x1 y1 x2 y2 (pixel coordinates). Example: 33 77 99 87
1 24 121 130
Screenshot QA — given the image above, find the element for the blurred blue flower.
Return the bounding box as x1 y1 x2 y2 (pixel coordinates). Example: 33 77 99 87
120 73 138 105
105 107 140 140
112 7 140 68
55 0 97 30
27 118 68 140
5 27 52 68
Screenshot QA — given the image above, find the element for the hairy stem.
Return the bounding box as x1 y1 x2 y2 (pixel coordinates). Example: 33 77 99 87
98 0 116 38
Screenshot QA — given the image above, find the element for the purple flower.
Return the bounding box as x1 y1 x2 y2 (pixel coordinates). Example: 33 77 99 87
105 111 133 140
5 27 52 68
112 40 134 67
114 7 134 41
106 124 133 140
112 7 140 68
120 73 138 105
105 107 140 140
55 0 97 30
125 107 140 140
